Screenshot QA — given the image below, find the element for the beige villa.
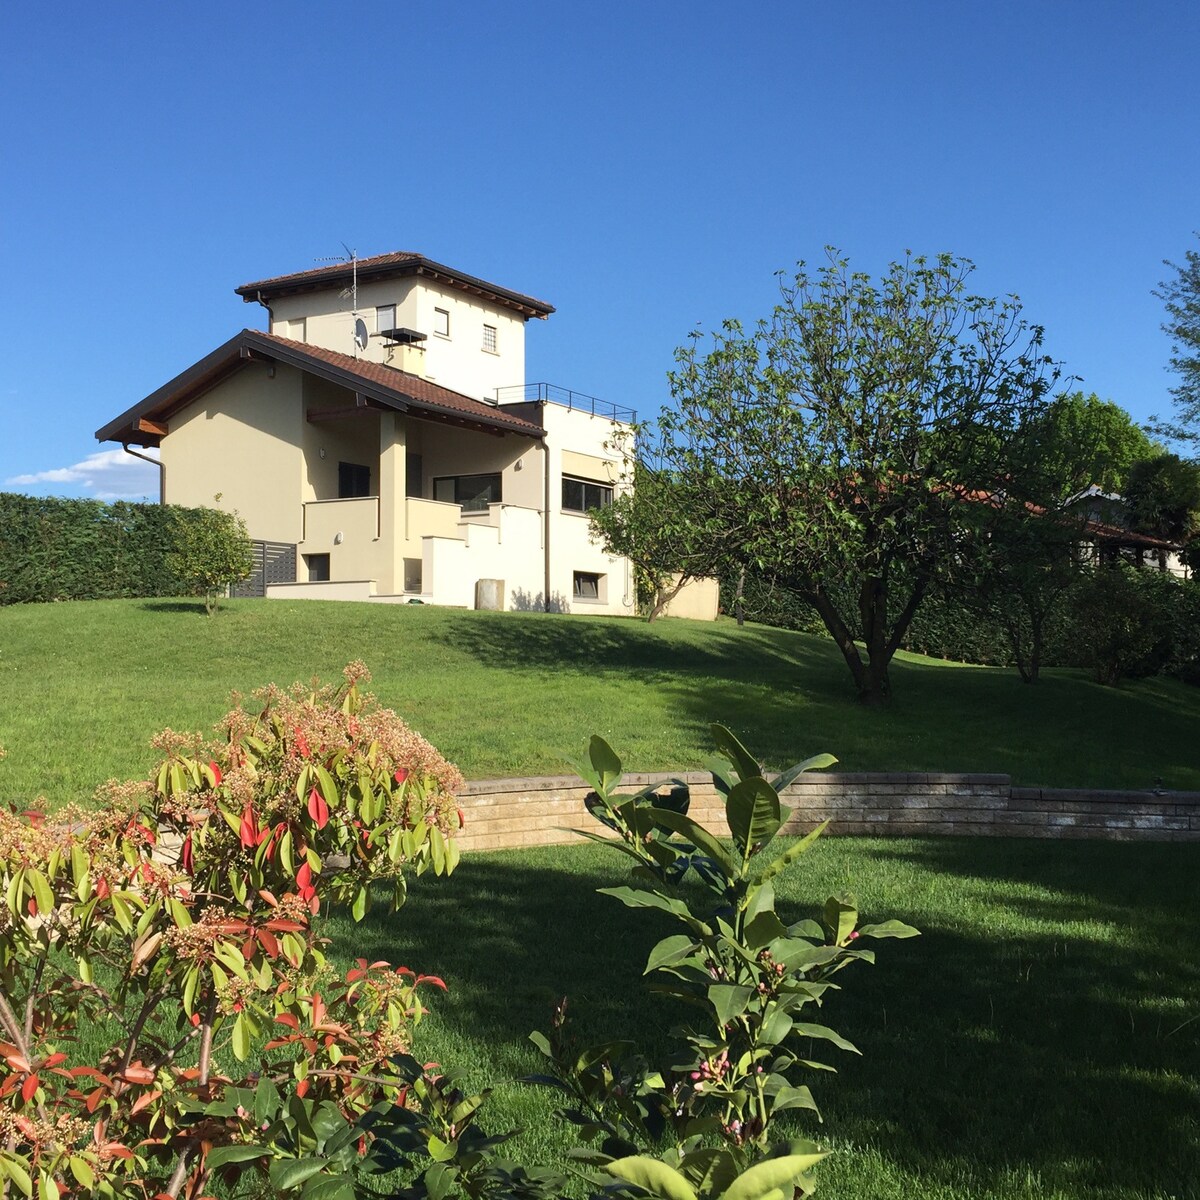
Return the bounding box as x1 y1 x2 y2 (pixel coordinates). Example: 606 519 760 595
97 252 717 616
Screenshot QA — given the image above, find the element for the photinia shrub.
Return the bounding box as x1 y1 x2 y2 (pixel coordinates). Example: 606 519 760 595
0 663 462 1199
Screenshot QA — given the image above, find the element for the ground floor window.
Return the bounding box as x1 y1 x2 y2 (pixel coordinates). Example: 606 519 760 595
434 472 501 512
562 475 613 513
403 557 423 593
304 553 330 582
573 570 604 601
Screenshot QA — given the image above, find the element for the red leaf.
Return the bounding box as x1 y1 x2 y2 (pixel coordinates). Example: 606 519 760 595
181 834 194 875
295 1078 309 1098
416 974 448 991
209 761 223 786
122 1065 155 1085
43 1053 67 1068
393 768 409 785
4 1052 31 1073
239 804 259 849
131 1088 162 1115
256 928 280 959
274 1013 300 1030
20 1074 38 1102
307 787 330 830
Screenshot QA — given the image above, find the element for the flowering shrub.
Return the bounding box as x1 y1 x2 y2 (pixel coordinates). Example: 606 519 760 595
0 664 461 1199
526 725 919 1200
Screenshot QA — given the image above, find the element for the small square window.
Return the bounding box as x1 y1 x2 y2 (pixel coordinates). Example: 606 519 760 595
376 305 395 334
433 308 450 337
482 324 497 353
304 553 330 583
573 571 602 601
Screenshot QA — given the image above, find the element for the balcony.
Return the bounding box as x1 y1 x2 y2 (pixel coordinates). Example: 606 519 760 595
494 382 636 424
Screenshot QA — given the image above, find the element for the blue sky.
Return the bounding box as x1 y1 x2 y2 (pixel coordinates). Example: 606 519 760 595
2 1 1196 500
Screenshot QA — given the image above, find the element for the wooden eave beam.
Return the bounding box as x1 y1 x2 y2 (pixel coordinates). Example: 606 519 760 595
307 401 390 423
136 418 168 437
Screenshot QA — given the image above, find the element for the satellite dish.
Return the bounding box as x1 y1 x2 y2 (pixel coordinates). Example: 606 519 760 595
353 318 369 352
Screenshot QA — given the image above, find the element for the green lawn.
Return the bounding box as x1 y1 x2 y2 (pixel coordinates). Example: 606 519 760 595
327 836 1200 1200
1 597 1198 807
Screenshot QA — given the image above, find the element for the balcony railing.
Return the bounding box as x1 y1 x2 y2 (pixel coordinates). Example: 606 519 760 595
494 383 636 425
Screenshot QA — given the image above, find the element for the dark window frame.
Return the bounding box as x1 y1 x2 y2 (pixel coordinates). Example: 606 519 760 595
573 570 602 600
433 471 503 513
562 475 613 513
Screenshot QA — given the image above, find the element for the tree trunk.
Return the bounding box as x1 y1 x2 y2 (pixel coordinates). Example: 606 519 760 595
734 567 746 627
647 575 689 622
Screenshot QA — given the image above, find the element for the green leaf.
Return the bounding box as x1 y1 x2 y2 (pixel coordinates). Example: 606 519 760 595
645 934 699 974
644 808 735 875
605 1156 698 1200
708 983 754 1027
351 884 368 922
793 1022 860 1054
0 1152 32 1197
726 778 782 859
744 909 788 950
28 870 54 917
205 1144 266 1168
231 1012 251 1061
858 919 921 939
710 724 761 783
759 1007 794 1046
766 1083 821 1117
528 1030 552 1057
823 895 858 946
269 1157 330 1191
717 1152 829 1200
588 736 623 791
752 822 828 889
770 754 838 794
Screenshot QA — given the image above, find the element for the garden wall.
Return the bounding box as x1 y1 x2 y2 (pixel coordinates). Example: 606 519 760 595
457 771 1200 851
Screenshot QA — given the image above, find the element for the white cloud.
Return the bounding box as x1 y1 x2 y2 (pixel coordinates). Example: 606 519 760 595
6 448 161 501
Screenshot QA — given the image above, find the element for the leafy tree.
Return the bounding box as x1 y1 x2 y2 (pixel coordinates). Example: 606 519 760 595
1124 452 1200 542
1029 392 1158 495
167 500 253 615
648 251 1058 704
947 392 1156 683
589 464 730 621
1151 234 1200 445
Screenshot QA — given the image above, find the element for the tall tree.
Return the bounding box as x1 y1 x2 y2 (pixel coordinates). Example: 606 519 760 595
1151 234 1200 445
647 251 1058 704
1030 392 1158 495
1124 452 1200 542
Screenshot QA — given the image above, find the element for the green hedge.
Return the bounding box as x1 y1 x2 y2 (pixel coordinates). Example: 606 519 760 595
0 493 225 604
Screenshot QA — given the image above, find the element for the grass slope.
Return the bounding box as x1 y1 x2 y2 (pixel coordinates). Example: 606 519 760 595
1 597 1198 807
330 836 1200 1200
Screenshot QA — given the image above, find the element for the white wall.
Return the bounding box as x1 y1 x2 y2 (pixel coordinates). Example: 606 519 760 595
267 277 527 403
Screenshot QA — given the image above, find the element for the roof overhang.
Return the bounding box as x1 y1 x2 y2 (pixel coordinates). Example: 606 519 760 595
95 330 547 447
235 254 555 320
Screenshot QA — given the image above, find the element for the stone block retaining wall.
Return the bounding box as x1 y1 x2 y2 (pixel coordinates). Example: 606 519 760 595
457 772 1200 854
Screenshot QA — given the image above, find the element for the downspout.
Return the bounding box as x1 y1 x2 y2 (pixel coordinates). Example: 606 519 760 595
123 443 165 505
541 430 551 612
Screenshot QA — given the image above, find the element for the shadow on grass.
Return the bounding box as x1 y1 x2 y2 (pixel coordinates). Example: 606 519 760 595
331 837 1200 1199
138 599 210 615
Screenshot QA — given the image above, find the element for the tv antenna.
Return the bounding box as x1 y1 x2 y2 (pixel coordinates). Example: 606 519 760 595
316 244 363 356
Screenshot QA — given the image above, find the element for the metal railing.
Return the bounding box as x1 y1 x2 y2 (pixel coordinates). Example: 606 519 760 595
494 382 636 425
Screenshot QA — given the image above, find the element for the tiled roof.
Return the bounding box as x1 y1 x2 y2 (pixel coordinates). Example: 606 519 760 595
238 251 424 292
235 252 555 317
95 329 546 447
258 332 546 436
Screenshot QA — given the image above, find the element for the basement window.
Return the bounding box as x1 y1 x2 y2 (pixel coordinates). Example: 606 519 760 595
573 571 603 601
562 476 613 513
304 553 330 583
433 472 502 513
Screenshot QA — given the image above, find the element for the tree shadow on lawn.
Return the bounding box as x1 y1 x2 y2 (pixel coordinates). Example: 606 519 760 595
343 839 1200 1198
138 599 209 615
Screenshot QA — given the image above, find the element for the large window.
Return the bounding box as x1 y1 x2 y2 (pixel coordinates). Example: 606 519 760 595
338 461 371 498
433 472 502 512
562 475 613 513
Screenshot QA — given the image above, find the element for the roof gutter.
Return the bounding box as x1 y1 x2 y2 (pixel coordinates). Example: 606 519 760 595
122 443 165 505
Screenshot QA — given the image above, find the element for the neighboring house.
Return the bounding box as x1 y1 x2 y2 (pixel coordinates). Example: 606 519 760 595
96 252 662 615
1067 486 1188 577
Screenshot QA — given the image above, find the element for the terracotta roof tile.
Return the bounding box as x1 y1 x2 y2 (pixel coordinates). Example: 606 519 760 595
256 332 546 436
238 251 424 293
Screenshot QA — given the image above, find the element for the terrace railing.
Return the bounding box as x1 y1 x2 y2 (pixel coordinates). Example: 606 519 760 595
494 382 637 425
